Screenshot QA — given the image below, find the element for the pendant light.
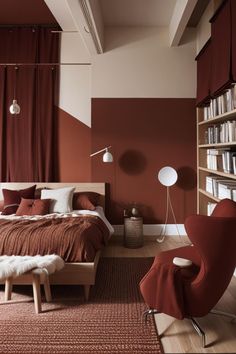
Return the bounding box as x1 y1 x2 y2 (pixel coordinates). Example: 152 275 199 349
9 66 21 115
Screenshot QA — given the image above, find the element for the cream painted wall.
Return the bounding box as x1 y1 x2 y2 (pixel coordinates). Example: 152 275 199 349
91 26 196 98
59 32 92 127
196 0 224 54
59 26 197 126
196 1 213 54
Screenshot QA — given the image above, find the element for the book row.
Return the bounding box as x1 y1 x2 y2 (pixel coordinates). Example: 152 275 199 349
206 148 236 174
203 84 236 120
205 120 236 144
207 202 217 216
206 176 236 201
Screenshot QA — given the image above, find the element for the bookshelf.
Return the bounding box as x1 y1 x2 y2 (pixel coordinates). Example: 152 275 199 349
197 106 236 215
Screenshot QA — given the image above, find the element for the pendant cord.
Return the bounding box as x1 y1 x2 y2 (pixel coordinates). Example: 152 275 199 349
14 66 18 100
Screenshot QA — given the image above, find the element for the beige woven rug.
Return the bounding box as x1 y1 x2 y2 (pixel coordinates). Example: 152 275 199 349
0 257 162 354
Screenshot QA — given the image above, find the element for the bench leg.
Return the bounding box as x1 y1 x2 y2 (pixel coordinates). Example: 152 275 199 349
84 285 90 301
5 278 13 301
44 275 52 302
32 274 42 314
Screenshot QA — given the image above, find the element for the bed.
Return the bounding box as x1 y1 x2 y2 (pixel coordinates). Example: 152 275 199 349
0 182 112 300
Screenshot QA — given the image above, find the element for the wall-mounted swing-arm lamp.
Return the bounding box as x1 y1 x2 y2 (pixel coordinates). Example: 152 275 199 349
90 146 113 163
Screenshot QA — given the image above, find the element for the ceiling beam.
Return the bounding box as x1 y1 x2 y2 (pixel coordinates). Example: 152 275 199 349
169 0 198 46
44 0 77 31
44 0 104 54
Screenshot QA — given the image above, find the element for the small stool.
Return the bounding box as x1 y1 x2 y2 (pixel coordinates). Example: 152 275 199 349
5 268 52 314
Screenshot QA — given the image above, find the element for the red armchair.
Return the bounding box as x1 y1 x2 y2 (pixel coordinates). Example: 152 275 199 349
139 199 236 347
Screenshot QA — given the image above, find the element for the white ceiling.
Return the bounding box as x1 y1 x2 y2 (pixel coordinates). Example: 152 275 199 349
45 0 210 54
99 0 178 27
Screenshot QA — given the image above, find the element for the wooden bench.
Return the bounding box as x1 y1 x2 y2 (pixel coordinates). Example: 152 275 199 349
4 268 52 314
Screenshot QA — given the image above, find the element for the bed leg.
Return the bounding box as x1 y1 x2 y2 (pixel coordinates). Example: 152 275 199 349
5 278 13 301
84 285 90 301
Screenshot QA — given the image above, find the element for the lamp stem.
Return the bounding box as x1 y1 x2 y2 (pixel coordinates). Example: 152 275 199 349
156 187 169 243
168 190 182 242
156 187 184 243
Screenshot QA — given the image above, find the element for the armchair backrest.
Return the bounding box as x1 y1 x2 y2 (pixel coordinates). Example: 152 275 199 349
211 198 236 217
184 204 236 317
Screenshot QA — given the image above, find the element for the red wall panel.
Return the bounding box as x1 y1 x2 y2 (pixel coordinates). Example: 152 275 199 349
58 108 91 182
91 98 197 224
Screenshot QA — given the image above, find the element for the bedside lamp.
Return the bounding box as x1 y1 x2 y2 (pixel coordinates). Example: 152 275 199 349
90 146 113 163
156 166 180 243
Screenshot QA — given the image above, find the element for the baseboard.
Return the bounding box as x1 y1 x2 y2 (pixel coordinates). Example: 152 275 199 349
113 224 186 236
113 224 236 277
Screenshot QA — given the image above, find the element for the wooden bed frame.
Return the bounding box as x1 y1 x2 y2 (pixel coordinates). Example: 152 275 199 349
0 182 106 300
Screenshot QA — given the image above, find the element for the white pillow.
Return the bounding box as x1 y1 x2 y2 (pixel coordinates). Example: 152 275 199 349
41 187 75 213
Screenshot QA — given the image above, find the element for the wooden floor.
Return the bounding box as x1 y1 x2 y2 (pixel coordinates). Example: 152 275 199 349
102 235 236 353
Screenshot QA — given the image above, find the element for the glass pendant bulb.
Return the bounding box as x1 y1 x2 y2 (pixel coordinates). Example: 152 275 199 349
9 99 21 115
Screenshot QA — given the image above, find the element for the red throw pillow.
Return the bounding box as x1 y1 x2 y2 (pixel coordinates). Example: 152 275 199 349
72 192 100 211
2 185 36 215
16 198 51 216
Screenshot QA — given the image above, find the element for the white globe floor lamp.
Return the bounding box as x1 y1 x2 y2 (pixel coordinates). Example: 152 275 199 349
156 166 180 243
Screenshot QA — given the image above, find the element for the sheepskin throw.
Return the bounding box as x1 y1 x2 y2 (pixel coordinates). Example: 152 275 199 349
0 255 65 280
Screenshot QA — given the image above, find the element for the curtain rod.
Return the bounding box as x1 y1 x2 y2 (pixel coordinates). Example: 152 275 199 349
0 63 91 66
0 24 59 28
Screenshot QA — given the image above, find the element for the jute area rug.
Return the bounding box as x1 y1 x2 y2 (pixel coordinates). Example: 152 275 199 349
0 257 162 354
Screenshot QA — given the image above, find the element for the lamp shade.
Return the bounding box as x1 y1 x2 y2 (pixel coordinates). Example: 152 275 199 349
158 166 177 187
103 151 113 163
9 99 20 115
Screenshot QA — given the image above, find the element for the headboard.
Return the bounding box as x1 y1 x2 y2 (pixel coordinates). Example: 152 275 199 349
0 183 106 209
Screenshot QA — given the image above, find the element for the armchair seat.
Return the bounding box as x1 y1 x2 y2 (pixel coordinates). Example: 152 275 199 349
140 246 200 320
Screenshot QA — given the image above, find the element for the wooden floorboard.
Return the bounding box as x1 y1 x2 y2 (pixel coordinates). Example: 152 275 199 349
102 235 236 353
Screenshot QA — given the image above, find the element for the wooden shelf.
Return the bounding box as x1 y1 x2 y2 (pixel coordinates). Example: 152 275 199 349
197 106 236 214
198 167 236 180
198 188 220 202
198 108 236 126
199 142 236 148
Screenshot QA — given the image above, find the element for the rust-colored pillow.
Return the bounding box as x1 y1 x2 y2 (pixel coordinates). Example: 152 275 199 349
0 200 4 212
72 192 100 211
16 198 51 216
2 185 36 215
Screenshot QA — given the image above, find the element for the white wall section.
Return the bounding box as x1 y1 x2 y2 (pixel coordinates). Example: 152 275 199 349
91 27 196 98
196 0 224 54
59 32 92 127
196 0 214 54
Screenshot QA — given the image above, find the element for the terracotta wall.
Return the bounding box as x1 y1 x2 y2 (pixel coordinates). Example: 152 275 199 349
58 108 91 182
91 98 197 224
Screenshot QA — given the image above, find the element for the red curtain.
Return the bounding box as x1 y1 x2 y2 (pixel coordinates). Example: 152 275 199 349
0 27 59 182
210 0 231 95
196 39 212 106
231 0 236 81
